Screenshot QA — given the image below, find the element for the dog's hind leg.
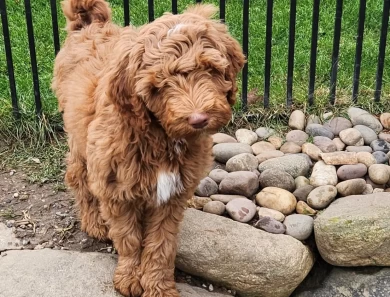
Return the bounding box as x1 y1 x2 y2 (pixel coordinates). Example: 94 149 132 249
139 198 187 297
65 153 108 240
100 200 144 297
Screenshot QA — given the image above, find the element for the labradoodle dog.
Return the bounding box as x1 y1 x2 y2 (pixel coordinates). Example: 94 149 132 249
52 0 245 296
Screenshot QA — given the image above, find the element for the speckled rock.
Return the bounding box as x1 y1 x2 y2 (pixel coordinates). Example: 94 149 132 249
256 150 284 164
257 207 285 222
225 153 259 172
254 216 286 234
336 178 367 196
309 161 338 187
212 143 253 163
314 193 390 266
195 177 218 197
371 139 390 153
176 209 314 297
203 201 226 215
348 107 383 133
212 133 237 144
305 124 334 139
289 110 306 130
251 141 276 155
293 185 315 202
319 151 358 165
307 185 338 210
368 164 390 184
302 143 322 161
324 117 353 136
284 214 314 241
255 127 275 140
258 154 312 178
226 198 257 223
286 130 309 146
339 128 364 146
235 129 258 145
208 169 229 183
353 125 378 145
280 142 302 154
337 163 367 180
313 136 337 153
256 187 297 215
259 169 296 192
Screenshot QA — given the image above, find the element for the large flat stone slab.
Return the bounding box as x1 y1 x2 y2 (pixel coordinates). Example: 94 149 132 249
0 249 230 297
176 208 314 297
314 192 390 266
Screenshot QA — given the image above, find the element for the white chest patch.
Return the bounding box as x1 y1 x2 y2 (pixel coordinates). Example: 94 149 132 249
156 171 184 205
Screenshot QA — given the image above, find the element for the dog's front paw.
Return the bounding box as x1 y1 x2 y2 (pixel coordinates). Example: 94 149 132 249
113 267 143 297
81 219 109 241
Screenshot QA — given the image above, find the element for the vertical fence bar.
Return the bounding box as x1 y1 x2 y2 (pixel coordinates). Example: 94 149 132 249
172 0 178 14
148 0 154 22
329 0 343 105
50 0 60 56
124 0 130 26
374 0 390 102
352 0 366 103
241 0 249 111
219 0 226 22
264 0 273 108
0 0 19 118
287 0 297 106
308 0 320 105
24 0 42 116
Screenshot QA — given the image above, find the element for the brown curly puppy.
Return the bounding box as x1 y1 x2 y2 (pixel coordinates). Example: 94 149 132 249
52 0 245 296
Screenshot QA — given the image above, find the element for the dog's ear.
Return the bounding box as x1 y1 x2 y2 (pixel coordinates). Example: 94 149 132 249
107 40 151 128
222 35 246 106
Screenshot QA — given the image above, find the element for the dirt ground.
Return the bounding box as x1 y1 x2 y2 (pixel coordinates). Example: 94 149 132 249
0 169 234 295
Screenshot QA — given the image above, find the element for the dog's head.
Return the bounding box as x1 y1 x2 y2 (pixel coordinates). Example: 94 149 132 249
108 4 246 139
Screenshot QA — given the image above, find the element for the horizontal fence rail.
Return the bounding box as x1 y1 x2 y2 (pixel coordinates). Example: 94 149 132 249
0 0 389 118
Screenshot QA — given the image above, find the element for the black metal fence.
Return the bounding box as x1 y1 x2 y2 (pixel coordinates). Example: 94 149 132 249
0 0 389 118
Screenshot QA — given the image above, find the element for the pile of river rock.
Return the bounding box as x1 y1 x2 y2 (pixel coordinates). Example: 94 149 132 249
189 107 390 241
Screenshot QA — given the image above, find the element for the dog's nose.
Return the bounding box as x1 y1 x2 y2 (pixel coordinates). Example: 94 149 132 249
188 113 209 129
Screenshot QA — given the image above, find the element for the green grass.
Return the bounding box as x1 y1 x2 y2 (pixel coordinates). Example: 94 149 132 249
1 0 389 119
0 0 389 180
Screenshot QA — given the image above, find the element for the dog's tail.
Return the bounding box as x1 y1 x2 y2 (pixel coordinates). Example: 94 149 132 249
61 0 111 31
183 4 219 19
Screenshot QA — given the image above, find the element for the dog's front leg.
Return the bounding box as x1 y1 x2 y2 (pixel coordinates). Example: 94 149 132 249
140 198 186 297
101 201 144 297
